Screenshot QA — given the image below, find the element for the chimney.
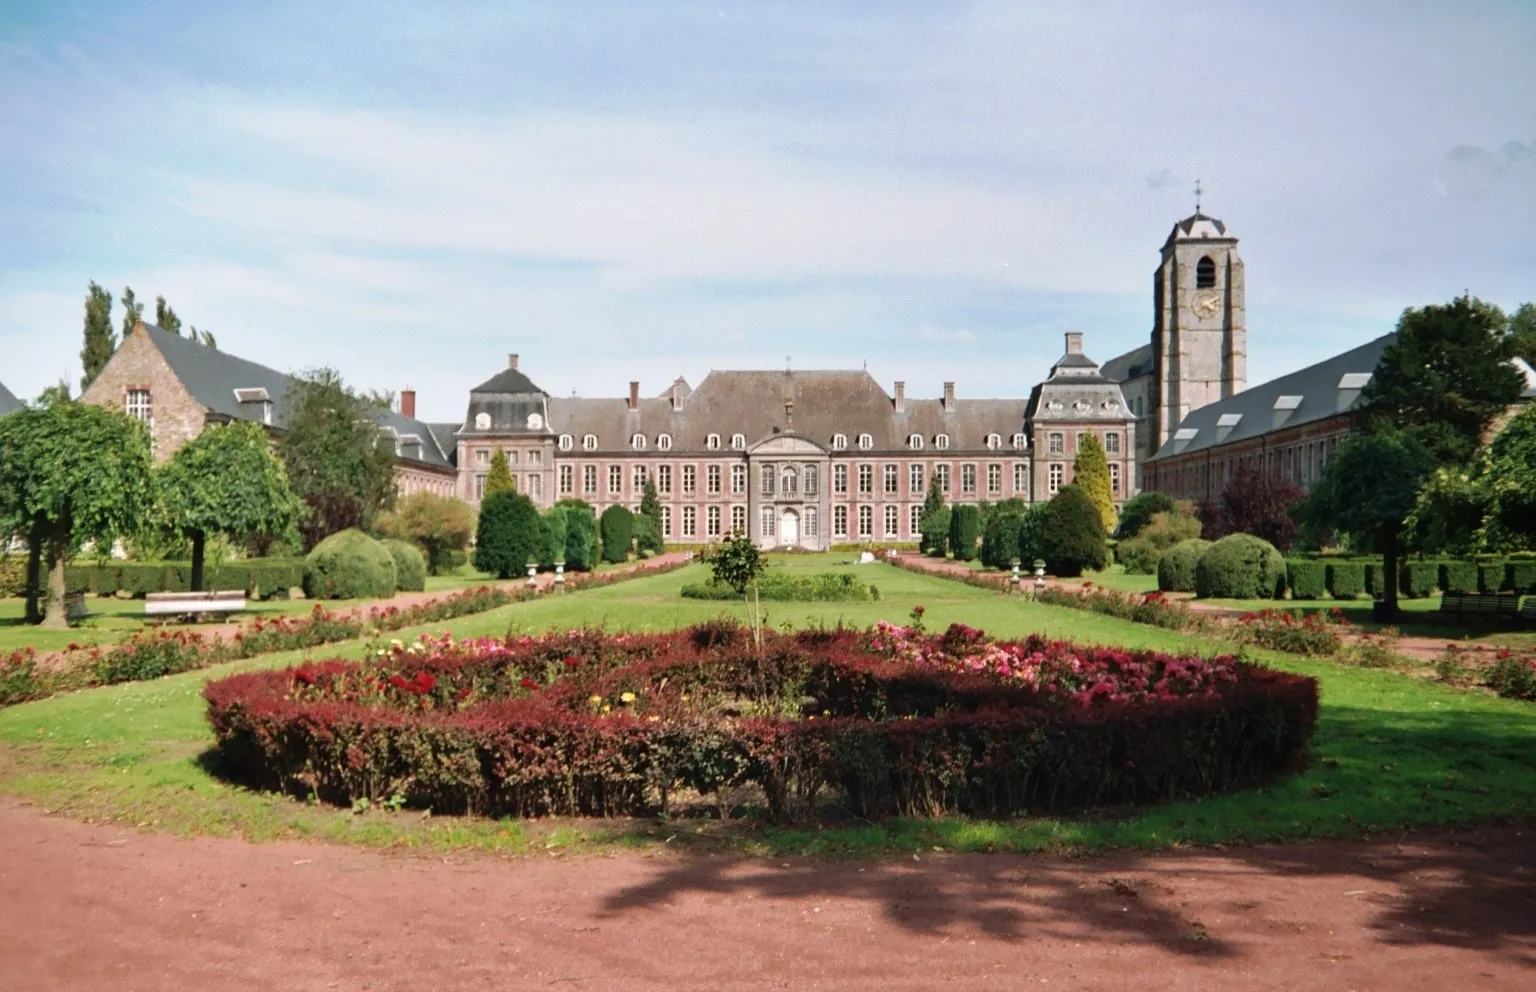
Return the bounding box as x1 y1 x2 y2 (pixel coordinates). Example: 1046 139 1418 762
943 381 955 412
507 353 519 370
134 318 146 335
671 380 685 411
628 381 640 411
400 388 416 419
1064 332 1083 355
893 381 906 413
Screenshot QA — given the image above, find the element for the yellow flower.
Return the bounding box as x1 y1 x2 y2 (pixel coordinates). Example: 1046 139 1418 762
601 704 611 714
620 691 636 704
589 695 602 704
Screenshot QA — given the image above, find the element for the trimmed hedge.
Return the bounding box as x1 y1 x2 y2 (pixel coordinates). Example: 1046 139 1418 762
381 539 427 593
205 625 1319 822
1399 560 1441 599
1478 561 1508 595
1157 539 1211 593
303 529 397 600
1326 561 1365 600
1510 559 1536 595
1195 535 1286 600
600 505 634 563
1440 560 1479 595
1286 560 1327 601
1364 561 1384 599
680 572 877 602
44 559 303 600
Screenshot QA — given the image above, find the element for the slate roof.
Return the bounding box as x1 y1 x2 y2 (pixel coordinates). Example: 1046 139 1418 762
0 381 20 416
533 370 1029 454
470 367 545 395
1163 211 1233 247
1100 343 1153 382
1025 343 1137 425
461 365 551 438
1147 333 1394 462
140 324 453 472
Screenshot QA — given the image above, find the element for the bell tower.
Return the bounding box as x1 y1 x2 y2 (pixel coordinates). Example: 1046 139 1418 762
1147 187 1246 459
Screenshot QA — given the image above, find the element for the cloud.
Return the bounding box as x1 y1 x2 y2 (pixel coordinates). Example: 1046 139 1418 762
1143 168 1176 190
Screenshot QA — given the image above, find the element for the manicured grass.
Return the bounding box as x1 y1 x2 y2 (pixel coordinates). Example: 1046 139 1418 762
2 555 1534 858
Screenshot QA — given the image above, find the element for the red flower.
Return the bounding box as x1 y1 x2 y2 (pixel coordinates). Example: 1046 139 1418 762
520 678 541 691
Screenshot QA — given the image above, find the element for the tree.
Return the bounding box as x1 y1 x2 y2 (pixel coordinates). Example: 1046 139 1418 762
979 508 1025 569
119 286 144 341
483 450 515 499
154 295 182 335
277 367 397 548
473 490 542 579
1302 431 1437 620
376 492 476 575
600 504 634 563
79 282 116 392
1038 484 1108 577
705 533 767 650
918 473 949 556
1356 296 1524 465
153 422 303 591
1206 465 1304 550
1510 302 1536 363
638 479 665 553
563 504 599 571
0 401 153 627
1407 403 1536 555
947 504 982 561
1116 490 1175 540
1073 434 1117 532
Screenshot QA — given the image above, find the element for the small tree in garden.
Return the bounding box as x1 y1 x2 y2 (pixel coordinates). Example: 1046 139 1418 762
279 367 397 545
947 504 982 561
707 533 767 649
483 450 515 499
1039 484 1108 577
0 400 153 627
563 504 599 571
919 474 949 556
638 479 665 553
375 491 475 575
474 490 543 579
600 504 634 563
1116 490 1175 539
1117 504 1201 574
1073 434 1117 532
1206 464 1303 549
1407 403 1536 554
979 508 1025 569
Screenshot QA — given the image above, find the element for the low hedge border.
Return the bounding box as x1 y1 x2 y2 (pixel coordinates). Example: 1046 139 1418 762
680 572 879 602
204 624 1319 822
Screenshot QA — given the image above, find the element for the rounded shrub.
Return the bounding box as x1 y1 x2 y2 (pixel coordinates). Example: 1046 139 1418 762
303 528 397 600
1195 534 1287 600
381 538 427 592
1039 485 1108 577
1157 538 1211 593
474 490 544 579
948 505 982 562
600 505 634 563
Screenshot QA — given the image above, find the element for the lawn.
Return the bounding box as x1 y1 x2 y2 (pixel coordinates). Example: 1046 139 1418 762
2 554 1534 858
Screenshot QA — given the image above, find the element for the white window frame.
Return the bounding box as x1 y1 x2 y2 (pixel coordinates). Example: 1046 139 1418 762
761 507 775 538
730 433 746 450
730 463 746 495
857 433 873 451
961 463 977 494
657 464 673 495
1012 433 1026 450
1048 433 1064 455
907 433 924 450
707 464 722 495
909 463 923 494
707 504 722 537
1048 463 1063 493
804 506 818 537
986 433 1001 451
935 434 950 451
681 464 697 495
582 464 598 495
658 434 673 451
908 503 922 537
986 463 1002 494
631 433 647 450
608 465 623 495
1105 432 1120 455
1013 462 1028 494
883 504 899 538
662 505 673 538
583 434 598 451
883 463 898 494
559 434 574 452
559 464 574 495
1110 462 1121 497
706 433 720 450
832 433 848 451
833 464 848 494
682 505 697 538
857 505 874 538
833 505 849 538
730 504 747 536
857 463 873 495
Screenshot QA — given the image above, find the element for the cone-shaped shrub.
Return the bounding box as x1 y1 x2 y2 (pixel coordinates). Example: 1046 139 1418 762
1040 485 1108 577
474 490 543 579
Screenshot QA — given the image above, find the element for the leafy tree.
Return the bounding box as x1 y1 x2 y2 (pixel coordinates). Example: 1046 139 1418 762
473 490 542 578
947 504 982 561
705 533 767 649
539 505 570 568
1039 484 1108 577
1116 490 1175 539
375 491 475 575
979 508 1025 569
36 381 72 406
1073 433 1116 532
600 504 634 563
154 295 182 335
563 504 599 571
277 367 397 548
1510 302 1536 363
483 450 515 499
1015 502 1050 566
638 479 665 553
365 389 397 411
1302 431 1437 620
153 422 303 591
79 281 116 392
1407 403 1536 554
0 401 153 627
1356 296 1524 464
189 327 216 348
119 286 144 340
1116 504 1201 574
918 473 949 556
1205 465 1304 550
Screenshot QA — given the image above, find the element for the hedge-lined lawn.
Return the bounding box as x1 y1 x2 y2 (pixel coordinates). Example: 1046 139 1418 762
2 558 1534 858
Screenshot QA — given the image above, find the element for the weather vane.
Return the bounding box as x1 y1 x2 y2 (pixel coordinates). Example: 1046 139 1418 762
785 355 791 371
1194 178 1204 213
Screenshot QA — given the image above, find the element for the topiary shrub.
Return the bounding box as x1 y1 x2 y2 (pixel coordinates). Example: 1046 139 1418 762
633 514 663 557
1286 560 1327 600
1440 560 1479 595
1326 561 1366 600
1363 561 1384 599
1477 560 1507 594
1399 560 1441 599
600 505 634 563
475 491 544 579
921 507 951 558
563 506 599 571
539 506 570 568
1039 485 1108 578
381 539 427 592
303 529 397 600
1195 534 1287 600
947 505 982 562
978 510 1025 570
1509 559 1536 595
1157 539 1211 593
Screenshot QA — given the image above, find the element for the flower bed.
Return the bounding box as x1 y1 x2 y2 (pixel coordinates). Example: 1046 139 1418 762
204 622 1319 823
1230 609 1349 658
0 558 689 707
1035 583 1203 632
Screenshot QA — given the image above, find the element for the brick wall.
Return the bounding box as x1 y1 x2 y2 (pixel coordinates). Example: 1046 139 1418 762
79 327 207 463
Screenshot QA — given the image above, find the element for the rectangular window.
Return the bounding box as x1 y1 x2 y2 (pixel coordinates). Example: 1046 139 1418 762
559 464 573 495
761 507 775 538
657 464 673 495
804 465 818 496
909 504 922 537
883 464 898 494
1110 462 1121 496
1048 433 1064 455
474 474 486 500
682 505 697 538
506 449 519 464
909 463 923 494
961 464 977 494
833 505 848 537
707 504 722 538
761 465 775 496
782 468 798 496
730 504 746 536
833 464 848 494
935 464 951 493
608 465 622 495
475 448 490 466
583 464 598 495
731 464 746 495
987 463 1002 493
125 388 152 424
707 464 722 495
633 465 648 491
804 506 818 537
884 505 898 538
1105 432 1120 455
662 505 673 538
1048 463 1063 493
1013 462 1027 493
857 464 873 495
857 505 874 538
682 465 697 495
527 450 542 466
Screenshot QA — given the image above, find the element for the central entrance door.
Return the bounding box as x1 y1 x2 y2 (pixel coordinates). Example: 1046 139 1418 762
780 509 800 547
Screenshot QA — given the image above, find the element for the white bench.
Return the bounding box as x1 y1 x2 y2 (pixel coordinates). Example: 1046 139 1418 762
145 590 247 618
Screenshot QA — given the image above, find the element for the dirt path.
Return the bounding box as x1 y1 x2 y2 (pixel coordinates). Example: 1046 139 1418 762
0 800 1530 991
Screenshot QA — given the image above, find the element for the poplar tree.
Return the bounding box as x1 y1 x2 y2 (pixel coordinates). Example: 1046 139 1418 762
1073 433 1117 532
79 282 116 391
155 296 182 335
119 287 144 340
484 450 516 498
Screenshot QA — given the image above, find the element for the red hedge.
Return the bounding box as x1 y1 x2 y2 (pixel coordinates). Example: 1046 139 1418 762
204 624 1318 822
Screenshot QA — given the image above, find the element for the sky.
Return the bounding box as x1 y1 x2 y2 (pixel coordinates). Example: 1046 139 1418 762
2 0 1533 422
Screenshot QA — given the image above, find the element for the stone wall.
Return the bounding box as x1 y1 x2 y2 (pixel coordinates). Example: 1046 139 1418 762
79 327 207 463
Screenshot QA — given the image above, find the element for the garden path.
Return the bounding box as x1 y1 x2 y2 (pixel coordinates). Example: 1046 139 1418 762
2 798 1529 990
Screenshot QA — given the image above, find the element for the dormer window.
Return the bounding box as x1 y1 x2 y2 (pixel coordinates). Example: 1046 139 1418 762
1047 399 1064 412
832 433 848 451
1011 433 1026 450
558 434 574 451
985 433 1001 450
907 433 924 450
631 433 647 450
730 433 745 450
582 434 598 451
935 434 950 451
474 412 491 431
706 433 720 450
857 433 873 450
658 433 673 451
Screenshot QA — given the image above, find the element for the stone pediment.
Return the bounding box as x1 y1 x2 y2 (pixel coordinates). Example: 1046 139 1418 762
747 432 826 456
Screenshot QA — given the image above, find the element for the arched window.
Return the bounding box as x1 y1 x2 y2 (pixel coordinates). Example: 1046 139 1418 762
857 433 873 450
986 433 1001 450
832 433 848 451
935 433 950 450
582 434 598 451
631 433 647 450
1011 432 1026 450
558 434 574 452
781 467 798 496
907 433 924 450
1196 255 1216 289
658 434 672 451
474 412 491 431
730 433 746 450
705 433 720 450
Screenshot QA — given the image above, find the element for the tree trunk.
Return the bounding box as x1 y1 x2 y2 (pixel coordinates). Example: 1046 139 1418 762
190 531 206 592
23 526 44 625
41 514 72 631
1375 528 1400 623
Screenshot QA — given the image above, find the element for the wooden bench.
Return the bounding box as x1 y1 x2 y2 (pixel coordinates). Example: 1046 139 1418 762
145 590 247 619
1434 592 1523 623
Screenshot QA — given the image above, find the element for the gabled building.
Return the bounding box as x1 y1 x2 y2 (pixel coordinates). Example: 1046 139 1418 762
80 321 457 497
1025 333 1138 503
0 381 20 417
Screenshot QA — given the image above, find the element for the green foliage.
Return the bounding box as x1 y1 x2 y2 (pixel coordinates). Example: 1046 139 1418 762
1286 560 1327 600
1511 302 1536 363
1398 560 1441 599
1116 490 1176 539
1486 654 1536 701
1015 503 1049 566
474 490 543 579
1116 505 1201 575
1477 561 1507 594
1196 534 1287 600
705 534 765 595
79 281 116 392
1072 433 1116 532
1325 561 1365 600
946 504 982 562
562 505 599 571
1439 560 1479 595
681 571 874 602
599 505 634 563
1157 538 1212 593
1509 559 1536 594
483 450 515 500
918 473 948 556
118 286 144 342
277 367 398 545
302 529 397 599
1357 295 1524 465
638 479 664 554
381 539 427 592
374 492 475 576
539 505 570 568
154 295 182 335
978 509 1024 569
1039 484 1108 578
